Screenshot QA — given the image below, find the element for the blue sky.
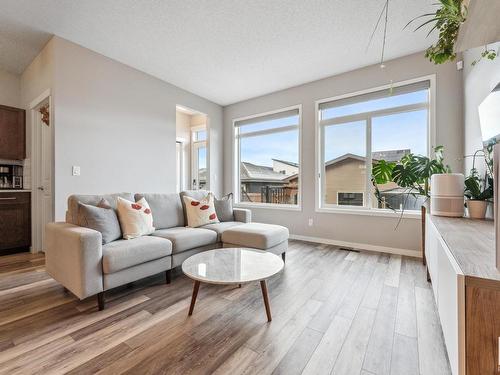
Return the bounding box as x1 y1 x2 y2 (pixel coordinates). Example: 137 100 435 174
240 90 428 167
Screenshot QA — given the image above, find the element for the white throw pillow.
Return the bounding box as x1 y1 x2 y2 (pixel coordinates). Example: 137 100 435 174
183 193 219 228
116 196 155 239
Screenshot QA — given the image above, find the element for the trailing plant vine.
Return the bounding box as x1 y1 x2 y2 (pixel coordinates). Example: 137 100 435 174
471 45 499 66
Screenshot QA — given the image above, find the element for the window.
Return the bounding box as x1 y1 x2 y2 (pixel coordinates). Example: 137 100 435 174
234 107 301 207
318 79 431 211
191 126 207 190
338 192 364 206
193 129 207 142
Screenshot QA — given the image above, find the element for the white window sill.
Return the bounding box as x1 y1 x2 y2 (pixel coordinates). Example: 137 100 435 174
316 206 421 219
235 202 302 212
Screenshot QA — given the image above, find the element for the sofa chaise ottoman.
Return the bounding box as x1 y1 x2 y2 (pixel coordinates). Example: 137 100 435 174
45 190 288 310
222 223 289 261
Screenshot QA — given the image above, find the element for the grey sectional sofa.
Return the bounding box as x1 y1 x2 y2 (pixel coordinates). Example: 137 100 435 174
45 190 288 310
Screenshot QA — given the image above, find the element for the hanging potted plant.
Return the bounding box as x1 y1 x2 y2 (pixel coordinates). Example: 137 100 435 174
406 0 467 64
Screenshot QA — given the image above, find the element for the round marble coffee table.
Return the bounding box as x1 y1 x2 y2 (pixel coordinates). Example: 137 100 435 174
182 247 284 322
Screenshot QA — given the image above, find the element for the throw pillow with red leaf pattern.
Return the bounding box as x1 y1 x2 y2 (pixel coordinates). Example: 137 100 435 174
182 193 219 228
116 196 155 239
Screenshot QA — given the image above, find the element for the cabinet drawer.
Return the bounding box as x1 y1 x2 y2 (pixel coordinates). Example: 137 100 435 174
0 192 30 204
0 192 31 251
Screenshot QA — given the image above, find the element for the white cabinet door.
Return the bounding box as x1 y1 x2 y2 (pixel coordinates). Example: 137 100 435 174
436 236 464 375
425 216 439 304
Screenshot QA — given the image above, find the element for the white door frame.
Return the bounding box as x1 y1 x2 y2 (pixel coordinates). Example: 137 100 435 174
29 89 53 253
177 104 210 191
175 138 185 192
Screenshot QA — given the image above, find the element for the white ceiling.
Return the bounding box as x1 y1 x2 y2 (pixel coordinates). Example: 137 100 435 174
0 0 437 105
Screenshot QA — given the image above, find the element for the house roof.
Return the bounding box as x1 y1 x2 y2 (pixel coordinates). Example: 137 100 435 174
241 162 294 183
272 159 299 168
325 149 410 167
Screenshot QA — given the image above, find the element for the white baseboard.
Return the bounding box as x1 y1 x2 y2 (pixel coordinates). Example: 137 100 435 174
289 234 421 258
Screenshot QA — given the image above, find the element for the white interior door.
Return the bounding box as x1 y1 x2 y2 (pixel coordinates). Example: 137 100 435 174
34 101 53 252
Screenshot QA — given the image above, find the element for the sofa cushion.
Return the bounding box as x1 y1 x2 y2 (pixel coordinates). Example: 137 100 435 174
201 221 244 241
215 193 235 222
221 223 289 250
77 199 121 244
67 193 134 225
102 236 172 274
182 193 219 228
134 193 184 229
180 190 211 224
116 197 155 239
152 227 217 253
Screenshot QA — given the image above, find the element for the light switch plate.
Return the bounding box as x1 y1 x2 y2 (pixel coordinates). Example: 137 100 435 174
72 166 81 176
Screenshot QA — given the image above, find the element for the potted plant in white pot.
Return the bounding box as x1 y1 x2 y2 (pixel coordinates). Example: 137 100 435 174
464 144 494 220
464 170 493 219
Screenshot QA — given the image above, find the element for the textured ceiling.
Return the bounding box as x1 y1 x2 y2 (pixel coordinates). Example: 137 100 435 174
0 0 437 105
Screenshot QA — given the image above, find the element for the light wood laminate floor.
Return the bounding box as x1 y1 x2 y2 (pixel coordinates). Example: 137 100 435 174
0 240 451 374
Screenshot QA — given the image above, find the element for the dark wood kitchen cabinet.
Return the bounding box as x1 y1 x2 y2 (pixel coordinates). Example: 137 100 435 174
0 104 26 160
0 192 31 254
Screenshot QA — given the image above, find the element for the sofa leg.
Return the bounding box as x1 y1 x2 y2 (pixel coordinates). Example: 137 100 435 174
97 292 105 311
166 269 172 284
281 252 286 262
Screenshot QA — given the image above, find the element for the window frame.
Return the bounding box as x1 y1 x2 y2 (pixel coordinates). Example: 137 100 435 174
232 105 302 211
315 75 436 217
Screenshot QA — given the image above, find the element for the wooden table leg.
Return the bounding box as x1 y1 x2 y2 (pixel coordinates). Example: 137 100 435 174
260 280 272 322
188 280 200 316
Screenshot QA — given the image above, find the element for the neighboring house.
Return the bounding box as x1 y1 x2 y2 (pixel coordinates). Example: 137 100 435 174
240 161 298 204
198 168 207 189
324 149 412 208
272 159 299 176
240 150 418 208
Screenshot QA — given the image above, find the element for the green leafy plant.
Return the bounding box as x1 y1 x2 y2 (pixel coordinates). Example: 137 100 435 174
471 45 498 66
372 146 451 202
372 146 451 227
405 0 467 64
464 172 493 201
464 143 494 201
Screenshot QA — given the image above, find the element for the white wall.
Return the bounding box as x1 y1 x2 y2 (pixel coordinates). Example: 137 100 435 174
463 42 500 174
0 68 21 108
223 52 464 254
20 36 223 220
19 38 56 191
51 37 223 219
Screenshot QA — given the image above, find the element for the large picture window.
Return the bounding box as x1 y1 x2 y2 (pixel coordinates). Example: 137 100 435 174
234 107 301 207
318 79 431 211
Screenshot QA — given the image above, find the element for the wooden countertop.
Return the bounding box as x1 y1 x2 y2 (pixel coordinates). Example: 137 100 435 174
429 214 500 283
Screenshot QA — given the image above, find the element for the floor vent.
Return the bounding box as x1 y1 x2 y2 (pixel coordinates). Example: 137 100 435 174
339 247 359 252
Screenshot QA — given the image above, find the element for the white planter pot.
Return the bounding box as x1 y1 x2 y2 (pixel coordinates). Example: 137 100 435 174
466 200 488 219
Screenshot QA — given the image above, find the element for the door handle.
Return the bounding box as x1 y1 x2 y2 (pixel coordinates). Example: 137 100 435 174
38 186 44 191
